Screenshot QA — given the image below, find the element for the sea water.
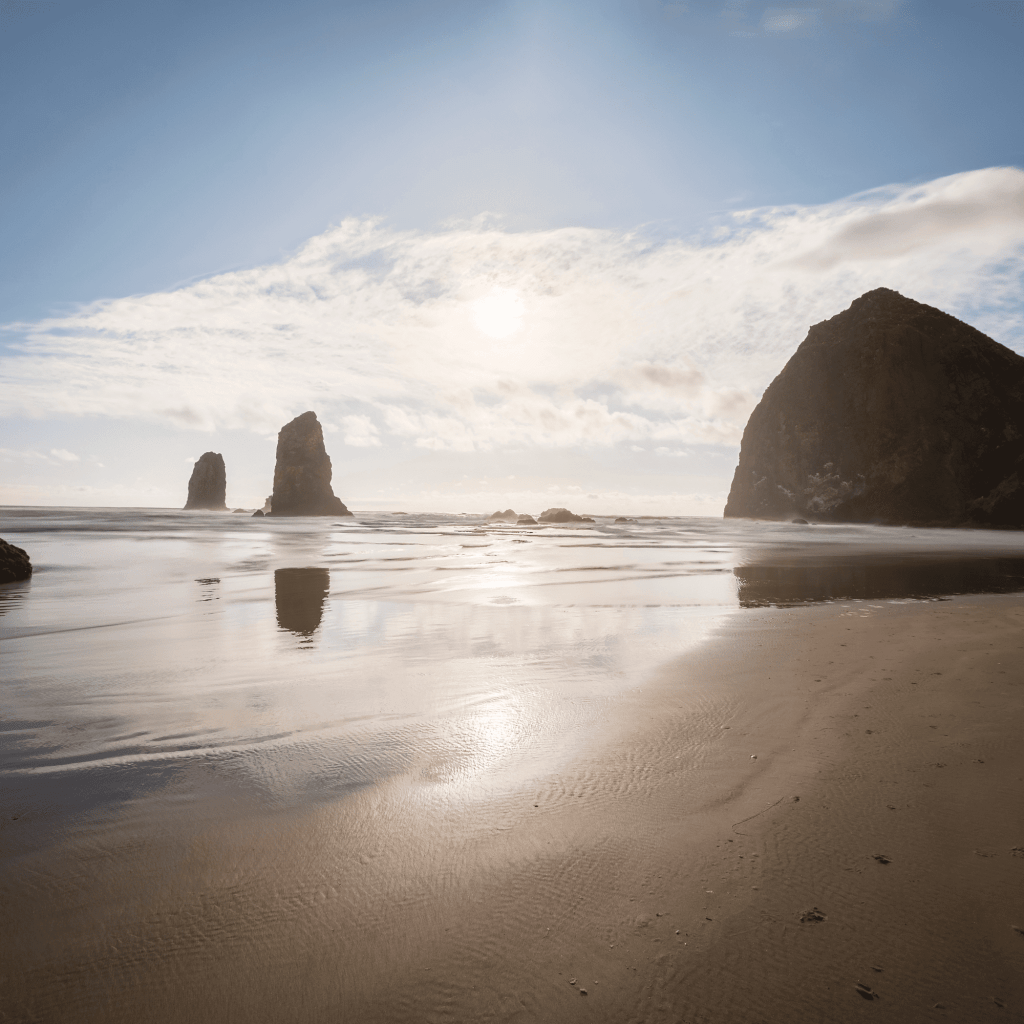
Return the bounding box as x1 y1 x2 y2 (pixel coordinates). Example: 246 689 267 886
2 507 1023 1020
3 507 1024 803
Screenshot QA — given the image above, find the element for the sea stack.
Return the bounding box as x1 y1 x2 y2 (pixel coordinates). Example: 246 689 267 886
268 411 353 517
0 538 32 584
184 452 228 510
724 288 1024 527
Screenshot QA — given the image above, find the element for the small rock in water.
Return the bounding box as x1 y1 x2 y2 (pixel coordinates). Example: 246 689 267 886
0 538 32 584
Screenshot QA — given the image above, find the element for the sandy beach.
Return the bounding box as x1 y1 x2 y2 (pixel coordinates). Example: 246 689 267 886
5 584 1022 1024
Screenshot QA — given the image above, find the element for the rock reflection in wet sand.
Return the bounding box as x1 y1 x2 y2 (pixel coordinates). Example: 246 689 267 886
275 567 330 637
735 555 1024 606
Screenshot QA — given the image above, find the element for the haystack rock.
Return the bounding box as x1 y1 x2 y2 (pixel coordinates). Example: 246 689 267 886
488 509 518 523
538 508 594 523
516 515 538 525
724 288 1024 527
184 452 227 510
0 538 32 584
268 412 352 517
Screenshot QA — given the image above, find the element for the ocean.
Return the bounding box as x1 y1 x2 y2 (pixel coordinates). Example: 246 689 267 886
3 507 1024 1022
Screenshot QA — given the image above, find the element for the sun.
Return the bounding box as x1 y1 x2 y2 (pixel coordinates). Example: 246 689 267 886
470 288 524 339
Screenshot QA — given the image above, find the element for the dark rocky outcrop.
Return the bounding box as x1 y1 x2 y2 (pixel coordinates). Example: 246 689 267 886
184 452 227 511
0 538 32 584
724 288 1024 527
538 508 594 523
516 515 538 525
268 412 352 517
252 510 264 517
614 517 637 523
488 509 519 523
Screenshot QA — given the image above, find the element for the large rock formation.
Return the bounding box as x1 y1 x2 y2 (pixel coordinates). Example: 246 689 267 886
268 412 353 517
184 452 227 510
724 288 1024 527
488 509 519 523
0 538 32 584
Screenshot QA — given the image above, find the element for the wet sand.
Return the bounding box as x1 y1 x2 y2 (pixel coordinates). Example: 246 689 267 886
4 592 1023 1023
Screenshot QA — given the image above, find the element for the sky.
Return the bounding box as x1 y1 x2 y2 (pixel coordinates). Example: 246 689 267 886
2 0 1023 514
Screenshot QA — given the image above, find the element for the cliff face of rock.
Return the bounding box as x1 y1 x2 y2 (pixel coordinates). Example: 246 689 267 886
724 288 1024 527
184 453 228 510
0 538 32 584
268 412 353 517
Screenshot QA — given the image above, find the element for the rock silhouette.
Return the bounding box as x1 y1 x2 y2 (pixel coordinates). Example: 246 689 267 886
538 508 594 523
725 288 1024 527
488 509 519 523
268 412 352 517
516 515 538 525
183 453 227 511
0 538 32 584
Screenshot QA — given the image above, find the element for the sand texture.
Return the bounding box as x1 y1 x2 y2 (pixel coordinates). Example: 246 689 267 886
3 596 1023 1023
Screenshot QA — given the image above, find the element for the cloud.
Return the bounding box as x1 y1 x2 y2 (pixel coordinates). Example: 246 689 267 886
50 448 79 462
341 414 381 447
1 167 1023 452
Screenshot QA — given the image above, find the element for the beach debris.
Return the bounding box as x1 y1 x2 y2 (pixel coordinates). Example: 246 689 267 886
1011 926 1024 937
792 795 800 802
568 978 576 985
750 754 757 760
872 854 892 864
1011 847 1024 858
855 983 879 1000
800 908 827 923
992 997 1006 1008
934 1003 947 1010
871 966 883 972
579 989 588 996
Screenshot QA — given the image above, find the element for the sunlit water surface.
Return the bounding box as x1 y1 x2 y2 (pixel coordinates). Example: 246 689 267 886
3 507 1024 824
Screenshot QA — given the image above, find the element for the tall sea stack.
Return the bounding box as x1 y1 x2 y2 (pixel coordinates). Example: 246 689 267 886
268 411 353 517
184 452 228 510
724 288 1024 527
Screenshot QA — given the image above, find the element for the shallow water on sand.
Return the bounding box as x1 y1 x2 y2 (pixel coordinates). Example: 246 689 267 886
2 507 1024 1021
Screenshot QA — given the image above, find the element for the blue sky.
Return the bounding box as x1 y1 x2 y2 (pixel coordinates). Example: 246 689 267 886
2 0 1024 512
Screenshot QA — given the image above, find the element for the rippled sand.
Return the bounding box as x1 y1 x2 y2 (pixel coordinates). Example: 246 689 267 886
2 509 1023 1022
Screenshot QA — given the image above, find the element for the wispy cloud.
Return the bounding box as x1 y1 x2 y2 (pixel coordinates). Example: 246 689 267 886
2 167 1022 453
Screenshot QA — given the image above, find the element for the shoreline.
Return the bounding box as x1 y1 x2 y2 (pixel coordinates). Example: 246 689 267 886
3 594 1023 1023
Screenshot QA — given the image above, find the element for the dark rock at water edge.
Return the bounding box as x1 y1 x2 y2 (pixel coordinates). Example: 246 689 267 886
488 509 519 523
538 508 594 523
184 452 228 510
725 289 1024 527
252 509 264 517
269 412 353 517
0 538 32 584
517 515 538 525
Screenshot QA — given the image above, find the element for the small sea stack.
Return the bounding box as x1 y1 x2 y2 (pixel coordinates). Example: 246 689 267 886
538 508 594 523
184 452 228 511
268 412 353 517
725 288 1024 527
488 509 519 523
0 538 32 584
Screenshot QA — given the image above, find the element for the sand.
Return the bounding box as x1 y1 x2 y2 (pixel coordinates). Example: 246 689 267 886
4 594 1023 1023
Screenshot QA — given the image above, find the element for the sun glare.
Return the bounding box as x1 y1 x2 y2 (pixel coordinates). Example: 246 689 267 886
470 288 524 339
